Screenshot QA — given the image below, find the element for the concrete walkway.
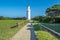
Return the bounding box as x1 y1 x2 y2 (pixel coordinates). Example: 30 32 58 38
9 23 36 40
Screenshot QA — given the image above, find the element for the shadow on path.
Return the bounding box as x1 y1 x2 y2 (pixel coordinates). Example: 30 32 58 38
27 23 36 40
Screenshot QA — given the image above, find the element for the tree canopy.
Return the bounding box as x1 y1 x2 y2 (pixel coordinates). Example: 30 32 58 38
46 4 60 12
0 16 26 20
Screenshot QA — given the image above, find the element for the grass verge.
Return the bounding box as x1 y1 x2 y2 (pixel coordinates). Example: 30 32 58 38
33 24 58 40
0 20 28 40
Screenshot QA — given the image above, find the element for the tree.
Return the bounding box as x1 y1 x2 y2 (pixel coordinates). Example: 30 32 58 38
0 16 5 20
46 4 60 23
46 5 60 16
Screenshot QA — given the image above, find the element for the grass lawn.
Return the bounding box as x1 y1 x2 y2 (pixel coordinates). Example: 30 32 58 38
41 23 60 33
0 20 28 40
33 24 58 40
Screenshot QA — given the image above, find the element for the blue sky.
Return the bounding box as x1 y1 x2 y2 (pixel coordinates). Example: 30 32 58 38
0 0 60 18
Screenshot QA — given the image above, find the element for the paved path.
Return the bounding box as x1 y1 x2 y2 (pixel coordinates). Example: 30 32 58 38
9 23 36 40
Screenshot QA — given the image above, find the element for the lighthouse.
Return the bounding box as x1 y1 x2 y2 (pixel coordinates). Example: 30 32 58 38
27 5 31 20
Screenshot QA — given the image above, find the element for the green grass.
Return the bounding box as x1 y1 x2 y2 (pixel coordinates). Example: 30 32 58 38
33 24 58 40
36 31 58 40
0 20 28 40
41 23 60 33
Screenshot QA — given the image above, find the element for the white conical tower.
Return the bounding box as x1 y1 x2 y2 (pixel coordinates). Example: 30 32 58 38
27 5 31 20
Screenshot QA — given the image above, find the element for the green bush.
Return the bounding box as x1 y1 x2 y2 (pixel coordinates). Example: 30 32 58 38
54 17 60 23
39 17 53 23
33 16 60 23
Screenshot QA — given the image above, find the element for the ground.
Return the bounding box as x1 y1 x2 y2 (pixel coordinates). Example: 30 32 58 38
9 23 36 40
0 20 59 40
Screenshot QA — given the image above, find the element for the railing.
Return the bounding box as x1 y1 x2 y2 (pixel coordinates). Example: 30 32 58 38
40 24 60 39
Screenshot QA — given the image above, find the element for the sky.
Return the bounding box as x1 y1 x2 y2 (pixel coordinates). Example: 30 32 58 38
0 0 60 18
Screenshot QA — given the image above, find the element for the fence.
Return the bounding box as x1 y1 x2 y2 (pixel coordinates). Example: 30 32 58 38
40 24 60 40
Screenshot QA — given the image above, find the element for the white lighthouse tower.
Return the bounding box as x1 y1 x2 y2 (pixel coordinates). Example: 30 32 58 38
27 5 31 20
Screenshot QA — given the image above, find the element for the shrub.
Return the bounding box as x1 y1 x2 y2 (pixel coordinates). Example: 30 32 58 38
54 17 60 23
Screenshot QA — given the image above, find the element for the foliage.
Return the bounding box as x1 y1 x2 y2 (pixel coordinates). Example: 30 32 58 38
33 16 53 23
33 15 60 23
0 16 6 20
54 16 60 23
0 16 26 20
46 4 60 17
33 16 46 22
46 4 60 12
32 16 40 20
